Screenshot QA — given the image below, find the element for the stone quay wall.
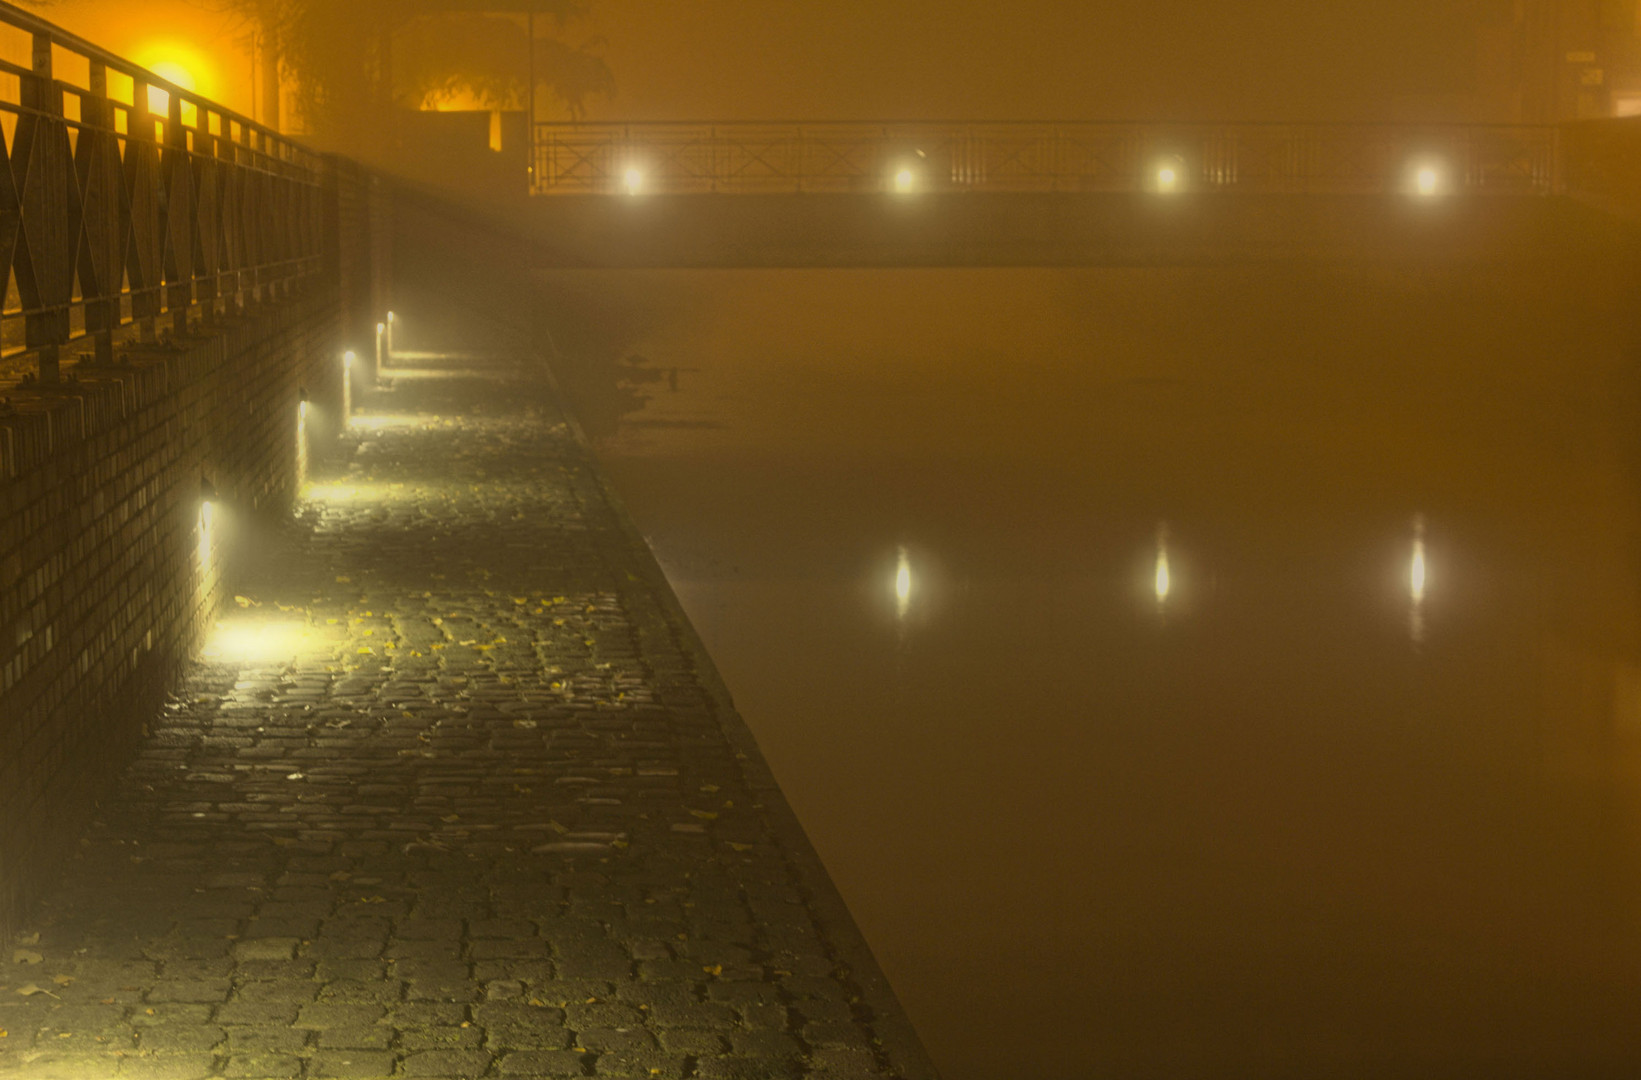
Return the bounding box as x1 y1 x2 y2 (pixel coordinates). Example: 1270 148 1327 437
0 162 388 948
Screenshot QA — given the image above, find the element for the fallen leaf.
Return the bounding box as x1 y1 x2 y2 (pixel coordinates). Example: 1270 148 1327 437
16 934 38 946
51 975 73 987
16 984 54 998
11 950 41 965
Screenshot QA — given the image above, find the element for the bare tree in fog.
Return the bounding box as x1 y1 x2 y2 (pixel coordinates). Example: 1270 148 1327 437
206 0 614 144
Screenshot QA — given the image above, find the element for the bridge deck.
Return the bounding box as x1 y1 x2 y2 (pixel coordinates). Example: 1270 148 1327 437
0 357 935 1080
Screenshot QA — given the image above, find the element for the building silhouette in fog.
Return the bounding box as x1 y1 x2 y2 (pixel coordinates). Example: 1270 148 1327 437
1482 0 1641 120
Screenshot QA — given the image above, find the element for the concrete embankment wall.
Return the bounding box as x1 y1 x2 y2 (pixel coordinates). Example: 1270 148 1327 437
0 160 389 947
525 190 1637 269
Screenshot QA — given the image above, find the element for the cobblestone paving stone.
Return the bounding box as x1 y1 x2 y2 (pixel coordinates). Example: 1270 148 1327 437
0 361 936 1080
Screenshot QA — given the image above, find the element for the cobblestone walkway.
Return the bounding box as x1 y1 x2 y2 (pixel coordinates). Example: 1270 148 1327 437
0 360 936 1080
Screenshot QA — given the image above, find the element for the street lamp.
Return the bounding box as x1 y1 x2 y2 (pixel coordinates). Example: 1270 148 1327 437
624 167 644 196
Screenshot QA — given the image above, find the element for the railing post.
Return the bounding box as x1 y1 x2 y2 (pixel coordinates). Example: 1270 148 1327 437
22 31 66 381
166 89 191 340
85 60 116 366
131 75 158 344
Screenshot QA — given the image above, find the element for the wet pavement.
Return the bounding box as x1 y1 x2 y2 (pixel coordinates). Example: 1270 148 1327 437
0 358 935 1080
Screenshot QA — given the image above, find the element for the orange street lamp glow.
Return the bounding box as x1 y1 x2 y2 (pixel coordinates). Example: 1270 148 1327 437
1416 167 1440 196
894 168 916 193
624 168 644 195
1157 165 1179 193
138 54 198 115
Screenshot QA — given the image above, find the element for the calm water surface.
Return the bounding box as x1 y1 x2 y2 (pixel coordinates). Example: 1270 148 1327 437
539 262 1641 1079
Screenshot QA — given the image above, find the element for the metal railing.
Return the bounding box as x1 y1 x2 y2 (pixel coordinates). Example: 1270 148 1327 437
533 120 1563 198
0 0 324 380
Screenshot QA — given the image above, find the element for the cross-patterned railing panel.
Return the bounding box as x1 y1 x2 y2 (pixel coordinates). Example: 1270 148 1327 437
533 121 1564 198
0 0 325 380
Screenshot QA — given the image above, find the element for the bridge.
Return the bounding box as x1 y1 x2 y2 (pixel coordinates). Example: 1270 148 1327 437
532 120 1563 197
522 120 1639 268
0 6 939 1079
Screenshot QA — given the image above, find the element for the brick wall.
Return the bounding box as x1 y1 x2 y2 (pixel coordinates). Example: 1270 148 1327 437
0 157 387 944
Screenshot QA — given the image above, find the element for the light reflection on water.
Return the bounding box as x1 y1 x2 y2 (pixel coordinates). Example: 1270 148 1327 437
894 546 913 618
1410 512 1429 644
540 263 1641 1079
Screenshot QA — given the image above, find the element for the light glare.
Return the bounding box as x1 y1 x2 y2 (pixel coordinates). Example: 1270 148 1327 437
204 618 316 663
625 168 644 195
1154 523 1172 604
1416 167 1440 196
894 168 915 193
1409 514 1429 644
894 548 912 617
1157 166 1178 193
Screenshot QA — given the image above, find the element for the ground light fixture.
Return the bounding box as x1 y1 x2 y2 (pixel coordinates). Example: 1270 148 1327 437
198 476 218 567
624 167 644 196
893 167 916 194
343 350 357 417
296 388 311 490
1155 162 1182 194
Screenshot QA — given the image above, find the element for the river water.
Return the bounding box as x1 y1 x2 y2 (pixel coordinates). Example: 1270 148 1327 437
536 257 1641 1078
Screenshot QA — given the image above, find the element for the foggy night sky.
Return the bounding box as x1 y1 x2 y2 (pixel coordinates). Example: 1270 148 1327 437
39 0 1498 122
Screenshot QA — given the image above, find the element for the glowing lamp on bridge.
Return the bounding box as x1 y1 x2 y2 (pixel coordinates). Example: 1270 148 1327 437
1411 163 1445 198
893 167 917 194
1154 159 1185 195
624 168 645 196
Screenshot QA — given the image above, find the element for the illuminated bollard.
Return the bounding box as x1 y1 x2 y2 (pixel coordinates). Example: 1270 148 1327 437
296 388 310 491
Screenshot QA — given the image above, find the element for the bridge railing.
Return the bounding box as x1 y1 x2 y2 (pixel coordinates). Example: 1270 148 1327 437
533 121 1562 198
0 0 325 381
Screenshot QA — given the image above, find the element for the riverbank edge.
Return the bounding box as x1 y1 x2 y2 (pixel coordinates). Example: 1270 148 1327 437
536 352 945 1080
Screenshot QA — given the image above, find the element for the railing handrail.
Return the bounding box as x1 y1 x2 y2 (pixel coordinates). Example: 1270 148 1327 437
532 118 1565 197
0 0 327 385
535 119 1563 131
